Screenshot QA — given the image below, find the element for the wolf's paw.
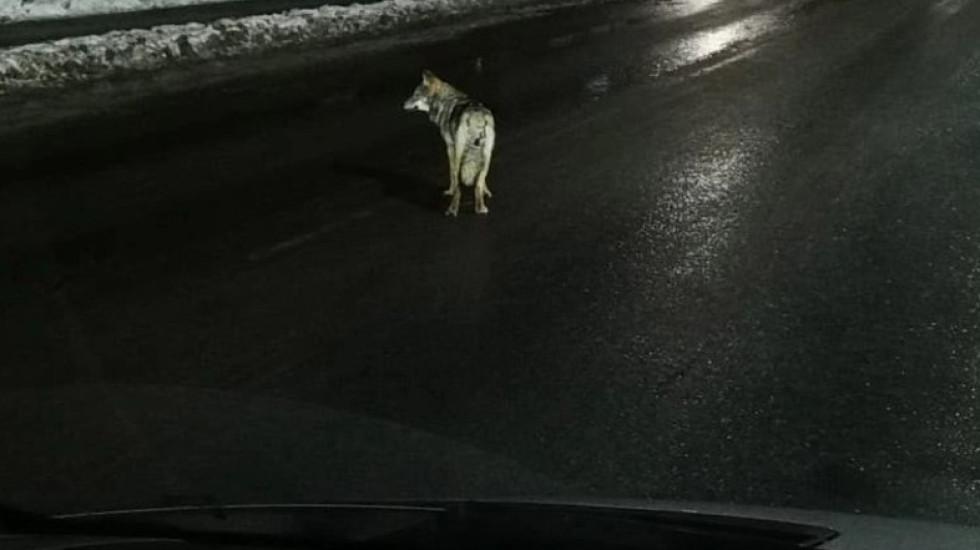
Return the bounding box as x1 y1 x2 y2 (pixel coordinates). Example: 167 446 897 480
445 207 459 217
443 188 455 196
476 206 489 215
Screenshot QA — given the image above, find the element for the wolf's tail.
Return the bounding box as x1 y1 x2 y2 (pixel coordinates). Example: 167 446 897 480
454 105 494 188
459 132 488 188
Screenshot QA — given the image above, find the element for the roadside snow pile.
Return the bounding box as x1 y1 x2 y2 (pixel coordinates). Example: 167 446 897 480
0 0 235 23
0 0 603 93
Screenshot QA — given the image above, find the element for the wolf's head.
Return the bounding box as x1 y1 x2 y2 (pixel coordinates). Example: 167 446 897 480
403 69 439 112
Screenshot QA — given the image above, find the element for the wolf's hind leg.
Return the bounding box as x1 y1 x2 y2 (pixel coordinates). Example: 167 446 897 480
474 130 495 215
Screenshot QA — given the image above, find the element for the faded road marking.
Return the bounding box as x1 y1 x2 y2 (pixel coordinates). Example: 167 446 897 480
248 209 373 262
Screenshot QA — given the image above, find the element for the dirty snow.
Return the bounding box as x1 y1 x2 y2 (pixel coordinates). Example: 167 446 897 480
0 0 610 94
0 0 237 23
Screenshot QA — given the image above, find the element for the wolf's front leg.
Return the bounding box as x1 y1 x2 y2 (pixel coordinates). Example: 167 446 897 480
444 143 459 196
446 188 462 217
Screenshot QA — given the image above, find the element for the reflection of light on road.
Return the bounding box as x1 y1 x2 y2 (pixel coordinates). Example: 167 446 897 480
932 0 972 17
658 0 724 18
585 73 612 98
665 149 743 280
644 128 768 283
651 13 779 76
683 22 747 61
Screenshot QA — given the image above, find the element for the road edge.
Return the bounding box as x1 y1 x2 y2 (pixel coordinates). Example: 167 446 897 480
0 0 625 96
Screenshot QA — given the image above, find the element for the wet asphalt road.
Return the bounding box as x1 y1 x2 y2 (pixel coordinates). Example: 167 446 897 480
2 0 980 526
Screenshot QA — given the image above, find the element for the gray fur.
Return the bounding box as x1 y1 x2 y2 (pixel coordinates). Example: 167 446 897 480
404 70 496 216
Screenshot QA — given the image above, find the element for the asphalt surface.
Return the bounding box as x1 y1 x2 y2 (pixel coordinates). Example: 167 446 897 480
2 0 980 527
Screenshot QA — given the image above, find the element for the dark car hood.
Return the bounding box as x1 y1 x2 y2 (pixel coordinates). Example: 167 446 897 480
4 497 977 550
485 497 980 550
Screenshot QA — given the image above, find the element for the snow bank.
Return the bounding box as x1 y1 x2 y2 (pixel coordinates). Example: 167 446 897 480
0 0 236 23
0 0 604 94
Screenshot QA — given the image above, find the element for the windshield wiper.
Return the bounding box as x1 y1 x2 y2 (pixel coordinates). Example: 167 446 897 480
0 500 839 549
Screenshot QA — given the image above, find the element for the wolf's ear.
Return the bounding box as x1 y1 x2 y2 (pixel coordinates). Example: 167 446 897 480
422 69 436 84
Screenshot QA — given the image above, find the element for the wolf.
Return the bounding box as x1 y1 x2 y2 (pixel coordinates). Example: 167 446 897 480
403 70 496 216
